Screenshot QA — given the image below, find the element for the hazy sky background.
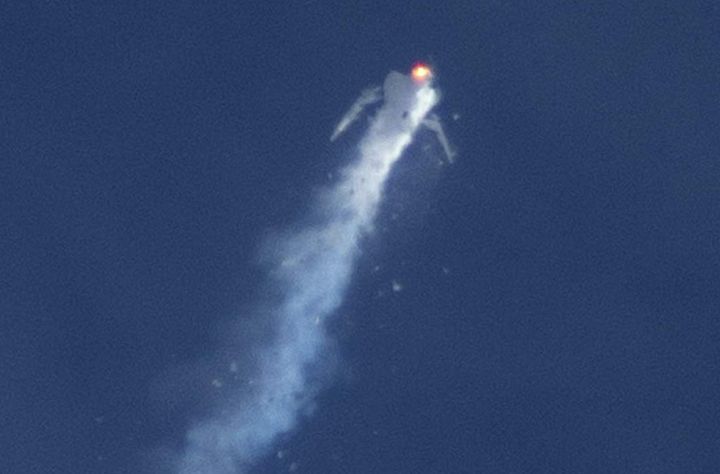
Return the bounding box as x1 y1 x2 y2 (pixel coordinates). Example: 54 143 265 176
2 2 719 473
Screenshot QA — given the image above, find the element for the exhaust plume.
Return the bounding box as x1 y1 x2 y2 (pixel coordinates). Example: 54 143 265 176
171 69 441 474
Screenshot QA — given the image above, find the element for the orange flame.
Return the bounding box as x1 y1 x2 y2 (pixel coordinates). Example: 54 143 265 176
411 63 432 83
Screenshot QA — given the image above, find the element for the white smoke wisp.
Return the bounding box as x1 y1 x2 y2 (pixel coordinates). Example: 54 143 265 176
174 71 440 474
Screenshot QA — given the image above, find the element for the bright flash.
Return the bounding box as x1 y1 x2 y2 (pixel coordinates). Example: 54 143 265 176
411 63 432 83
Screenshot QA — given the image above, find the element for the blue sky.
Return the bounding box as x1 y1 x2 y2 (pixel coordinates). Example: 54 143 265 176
2 2 719 473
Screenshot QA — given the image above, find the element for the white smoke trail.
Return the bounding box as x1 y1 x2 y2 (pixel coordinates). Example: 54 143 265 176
174 70 440 474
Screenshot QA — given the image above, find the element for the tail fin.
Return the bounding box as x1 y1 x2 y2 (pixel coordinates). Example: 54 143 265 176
423 114 456 163
330 86 382 141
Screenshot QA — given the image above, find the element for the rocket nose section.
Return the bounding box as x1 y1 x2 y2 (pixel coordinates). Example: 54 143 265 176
382 71 420 112
375 70 439 138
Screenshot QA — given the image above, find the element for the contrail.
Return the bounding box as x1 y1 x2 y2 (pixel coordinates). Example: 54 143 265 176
173 68 442 474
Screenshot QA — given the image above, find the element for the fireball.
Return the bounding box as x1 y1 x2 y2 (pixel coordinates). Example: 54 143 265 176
411 63 432 83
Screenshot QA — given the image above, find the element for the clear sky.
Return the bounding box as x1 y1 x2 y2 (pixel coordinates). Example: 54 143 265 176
2 2 719 473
